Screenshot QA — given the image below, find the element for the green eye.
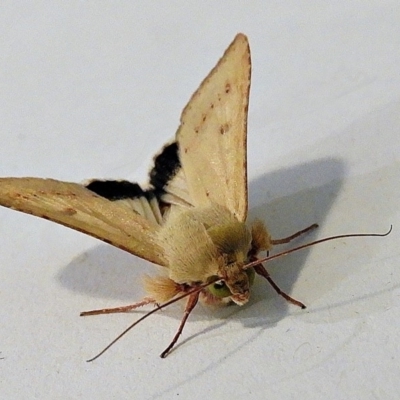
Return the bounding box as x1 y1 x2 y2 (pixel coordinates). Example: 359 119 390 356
208 279 231 298
208 269 255 298
245 268 255 286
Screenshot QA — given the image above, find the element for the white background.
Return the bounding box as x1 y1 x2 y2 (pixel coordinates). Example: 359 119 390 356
1 2 399 399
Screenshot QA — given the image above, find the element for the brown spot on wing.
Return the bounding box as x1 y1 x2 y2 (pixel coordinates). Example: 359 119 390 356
62 207 77 216
219 123 230 135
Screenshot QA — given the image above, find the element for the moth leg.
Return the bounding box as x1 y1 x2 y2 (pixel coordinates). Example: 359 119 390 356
254 263 306 309
80 297 156 316
160 292 200 358
271 223 318 245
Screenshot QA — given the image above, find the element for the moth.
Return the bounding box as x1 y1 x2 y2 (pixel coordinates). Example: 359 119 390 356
0 34 389 360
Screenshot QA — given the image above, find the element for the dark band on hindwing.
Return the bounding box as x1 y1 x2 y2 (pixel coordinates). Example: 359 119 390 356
149 142 180 192
86 180 152 200
85 141 186 224
86 141 181 201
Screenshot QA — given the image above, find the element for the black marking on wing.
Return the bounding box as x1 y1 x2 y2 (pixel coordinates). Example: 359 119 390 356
86 179 165 225
149 142 181 192
86 142 183 203
85 141 189 224
85 180 155 200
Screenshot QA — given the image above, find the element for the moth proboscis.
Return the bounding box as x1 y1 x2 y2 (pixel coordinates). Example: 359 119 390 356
0 33 392 361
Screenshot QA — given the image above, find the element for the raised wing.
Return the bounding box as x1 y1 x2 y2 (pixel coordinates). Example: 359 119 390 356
176 33 251 222
0 178 166 266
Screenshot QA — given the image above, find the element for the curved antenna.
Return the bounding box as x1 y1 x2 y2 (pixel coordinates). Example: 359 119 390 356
244 225 392 270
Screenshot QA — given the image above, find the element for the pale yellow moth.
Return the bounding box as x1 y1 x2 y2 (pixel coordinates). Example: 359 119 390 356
0 34 390 360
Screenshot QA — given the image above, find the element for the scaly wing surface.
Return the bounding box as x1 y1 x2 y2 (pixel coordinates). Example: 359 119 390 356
176 33 251 222
0 178 166 266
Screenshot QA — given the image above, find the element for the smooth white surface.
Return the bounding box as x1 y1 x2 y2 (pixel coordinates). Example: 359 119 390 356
1 2 399 399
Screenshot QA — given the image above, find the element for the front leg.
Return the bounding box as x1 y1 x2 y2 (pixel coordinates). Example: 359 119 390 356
160 291 200 358
80 297 156 316
254 263 306 309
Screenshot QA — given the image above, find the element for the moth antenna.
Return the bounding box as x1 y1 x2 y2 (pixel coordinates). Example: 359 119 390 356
244 225 393 270
86 280 217 362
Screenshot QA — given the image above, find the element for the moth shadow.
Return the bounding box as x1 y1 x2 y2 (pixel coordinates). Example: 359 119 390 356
56 245 154 302
56 157 345 328
235 156 346 328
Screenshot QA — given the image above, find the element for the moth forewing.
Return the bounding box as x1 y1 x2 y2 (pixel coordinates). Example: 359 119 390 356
177 33 251 222
0 177 166 266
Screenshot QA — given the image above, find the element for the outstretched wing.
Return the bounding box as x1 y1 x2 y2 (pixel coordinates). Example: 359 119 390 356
176 33 251 222
0 34 251 266
0 178 166 266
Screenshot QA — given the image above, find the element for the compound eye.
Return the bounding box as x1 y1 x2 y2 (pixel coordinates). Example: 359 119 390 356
208 279 231 298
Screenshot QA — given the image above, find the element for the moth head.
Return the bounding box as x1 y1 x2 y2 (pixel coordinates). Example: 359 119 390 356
206 221 253 305
214 264 256 305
